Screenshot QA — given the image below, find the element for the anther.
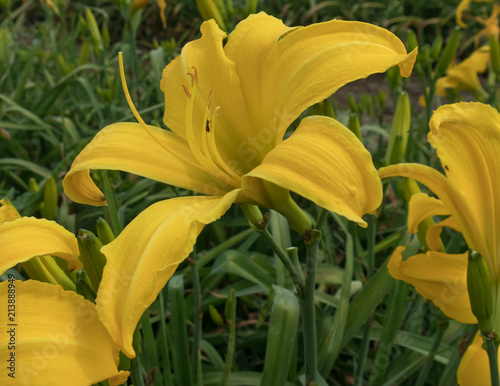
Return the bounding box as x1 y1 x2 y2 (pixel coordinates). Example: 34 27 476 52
191 66 199 84
187 72 195 86
182 84 192 98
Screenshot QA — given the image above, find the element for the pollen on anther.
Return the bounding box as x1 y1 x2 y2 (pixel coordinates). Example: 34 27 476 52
182 84 191 98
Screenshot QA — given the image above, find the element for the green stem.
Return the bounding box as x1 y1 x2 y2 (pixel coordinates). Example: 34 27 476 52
130 354 145 386
158 291 174 385
415 318 447 386
355 216 376 385
222 289 237 386
259 228 305 291
485 337 500 386
301 234 321 383
101 170 122 235
190 248 203 386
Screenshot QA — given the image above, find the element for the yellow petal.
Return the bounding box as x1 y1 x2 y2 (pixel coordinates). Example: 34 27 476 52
429 102 500 270
0 217 82 275
388 246 476 323
407 193 451 234
426 216 460 251
0 198 20 225
379 162 486 273
457 332 496 386
63 122 230 206
0 280 129 386
456 0 473 28
96 190 239 358
225 12 417 143
435 47 490 96
160 20 258 170
242 116 382 227
157 0 167 29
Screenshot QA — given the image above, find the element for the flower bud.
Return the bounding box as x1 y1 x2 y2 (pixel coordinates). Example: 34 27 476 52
77 229 107 292
196 0 227 31
96 217 115 245
488 34 500 77
467 250 494 333
40 176 57 220
435 27 461 78
348 113 361 140
385 92 410 165
76 275 97 303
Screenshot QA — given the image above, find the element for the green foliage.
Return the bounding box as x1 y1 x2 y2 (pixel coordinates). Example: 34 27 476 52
2 0 498 385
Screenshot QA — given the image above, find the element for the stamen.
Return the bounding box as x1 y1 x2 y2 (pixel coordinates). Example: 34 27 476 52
207 89 214 108
119 52 199 170
206 106 241 182
184 78 212 170
191 66 199 84
187 72 195 87
182 84 191 98
119 52 171 153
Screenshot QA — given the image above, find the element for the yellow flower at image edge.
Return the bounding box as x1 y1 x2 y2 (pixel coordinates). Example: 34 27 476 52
62 12 416 358
379 102 500 385
435 46 490 97
0 200 129 385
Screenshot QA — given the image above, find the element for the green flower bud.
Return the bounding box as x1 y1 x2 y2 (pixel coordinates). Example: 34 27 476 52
435 27 461 78
85 7 104 52
406 30 418 53
77 229 107 292
76 277 97 303
467 250 494 333
96 217 115 245
195 0 227 31
28 178 39 192
431 36 443 60
209 305 224 326
348 113 361 140
40 176 57 220
385 92 410 165
488 34 500 77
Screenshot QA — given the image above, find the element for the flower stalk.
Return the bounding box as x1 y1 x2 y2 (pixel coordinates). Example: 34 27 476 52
301 229 322 383
485 336 500 386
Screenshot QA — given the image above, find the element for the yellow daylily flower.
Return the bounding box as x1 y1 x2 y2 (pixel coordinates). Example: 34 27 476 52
379 102 500 385
0 201 129 385
63 12 416 358
435 46 490 97
0 280 129 386
456 0 493 28
475 3 500 44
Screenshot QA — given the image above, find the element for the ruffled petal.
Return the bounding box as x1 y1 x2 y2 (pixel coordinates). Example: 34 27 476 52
0 217 81 275
242 116 382 227
457 332 496 386
160 20 257 170
407 193 451 234
379 163 486 273
63 122 230 206
0 280 129 386
0 199 19 225
429 102 500 269
96 190 239 358
387 246 476 323
456 0 473 28
426 216 460 251
435 47 490 96
225 12 417 142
